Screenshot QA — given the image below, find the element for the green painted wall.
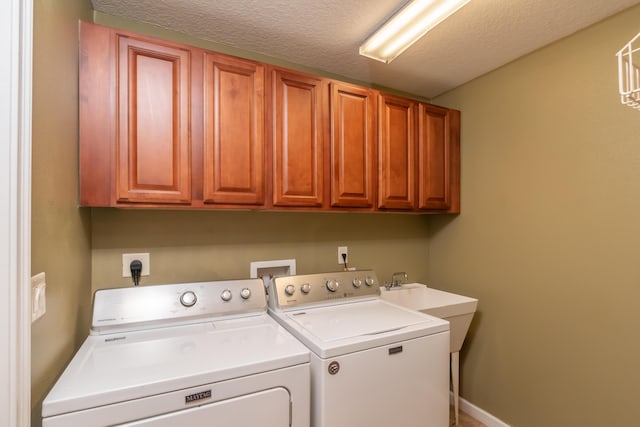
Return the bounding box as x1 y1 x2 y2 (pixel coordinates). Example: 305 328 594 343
31 0 93 425
91 210 431 293
431 5 640 426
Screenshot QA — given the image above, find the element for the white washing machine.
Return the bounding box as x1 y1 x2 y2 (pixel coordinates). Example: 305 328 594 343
267 270 450 427
42 278 310 427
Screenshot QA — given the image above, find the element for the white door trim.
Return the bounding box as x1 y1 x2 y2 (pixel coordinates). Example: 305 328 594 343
1 0 33 426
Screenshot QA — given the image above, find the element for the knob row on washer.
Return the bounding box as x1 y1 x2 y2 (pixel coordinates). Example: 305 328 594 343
283 282 313 296
326 276 376 292
179 288 252 307
221 287 252 302
282 276 377 296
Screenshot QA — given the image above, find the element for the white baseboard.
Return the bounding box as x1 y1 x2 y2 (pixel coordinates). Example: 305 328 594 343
450 393 510 427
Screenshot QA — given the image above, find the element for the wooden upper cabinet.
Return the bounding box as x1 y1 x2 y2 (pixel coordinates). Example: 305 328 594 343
79 22 460 213
202 53 265 205
116 34 192 204
378 94 416 210
329 82 376 208
417 104 460 212
79 22 112 207
270 68 326 207
418 103 450 210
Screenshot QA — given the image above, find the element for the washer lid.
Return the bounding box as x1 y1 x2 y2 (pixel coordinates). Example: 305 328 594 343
279 299 450 358
42 314 309 418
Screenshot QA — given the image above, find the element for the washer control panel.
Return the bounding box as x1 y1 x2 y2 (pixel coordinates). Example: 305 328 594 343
92 278 266 334
269 270 380 310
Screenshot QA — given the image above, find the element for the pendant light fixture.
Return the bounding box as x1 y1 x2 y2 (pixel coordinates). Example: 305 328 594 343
359 0 471 63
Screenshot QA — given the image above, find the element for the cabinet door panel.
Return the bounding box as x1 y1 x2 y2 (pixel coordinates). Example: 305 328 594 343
271 69 324 207
330 83 375 208
116 36 191 204
79 22 112 206
203 53 265 205
378 94 415 209
418 104 451 210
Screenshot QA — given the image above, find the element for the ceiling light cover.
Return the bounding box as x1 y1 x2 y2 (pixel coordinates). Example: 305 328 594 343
360 0 471 63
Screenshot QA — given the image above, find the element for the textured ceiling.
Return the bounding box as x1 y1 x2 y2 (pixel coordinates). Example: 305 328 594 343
91 0 640 98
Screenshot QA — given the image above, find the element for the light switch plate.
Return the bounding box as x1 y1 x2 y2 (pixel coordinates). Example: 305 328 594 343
31 272 46 322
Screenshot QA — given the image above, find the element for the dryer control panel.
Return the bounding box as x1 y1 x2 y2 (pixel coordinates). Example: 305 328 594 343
91 278 267 334
269 270 380 310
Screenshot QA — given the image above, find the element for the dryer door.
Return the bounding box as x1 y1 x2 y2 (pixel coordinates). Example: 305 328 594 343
122 387 291 426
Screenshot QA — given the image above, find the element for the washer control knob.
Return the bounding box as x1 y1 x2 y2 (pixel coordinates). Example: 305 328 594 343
365 276 376 287
352 278 362 288
284 284 296 296
326 279 340 292
221 289 232 302
180 291 197 307
240 288 251 300
300 283 311 294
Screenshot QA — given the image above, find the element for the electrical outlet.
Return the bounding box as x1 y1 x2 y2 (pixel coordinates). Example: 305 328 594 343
122 253 150 277
31 272 46 322
338 246 348 264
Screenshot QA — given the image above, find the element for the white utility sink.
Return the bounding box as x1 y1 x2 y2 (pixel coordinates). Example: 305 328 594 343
380 283 477 353
380 283 478 426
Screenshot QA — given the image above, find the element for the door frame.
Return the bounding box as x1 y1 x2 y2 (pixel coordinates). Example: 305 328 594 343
1 0 33 425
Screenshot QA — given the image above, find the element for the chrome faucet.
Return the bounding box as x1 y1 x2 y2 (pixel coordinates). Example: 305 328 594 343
387 272 408 289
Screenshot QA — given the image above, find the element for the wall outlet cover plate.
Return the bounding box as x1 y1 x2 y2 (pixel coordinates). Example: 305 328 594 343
122 253 150 277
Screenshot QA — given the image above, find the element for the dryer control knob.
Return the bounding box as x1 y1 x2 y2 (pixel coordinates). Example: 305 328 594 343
240 288 251 299
365 276 376 287
326 279 340 292
284 284 296 296
221 289 232 302
180 291 197 307
300 283 311 294
352 278 362 288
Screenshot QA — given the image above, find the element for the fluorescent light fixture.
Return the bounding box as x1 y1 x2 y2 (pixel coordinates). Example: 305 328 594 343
359 0 471 63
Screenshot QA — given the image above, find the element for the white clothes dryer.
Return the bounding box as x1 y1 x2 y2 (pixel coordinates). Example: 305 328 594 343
42 279 310 427
268 270 450 427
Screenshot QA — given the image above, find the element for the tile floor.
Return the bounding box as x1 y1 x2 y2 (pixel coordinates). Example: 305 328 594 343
451 406 488 427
